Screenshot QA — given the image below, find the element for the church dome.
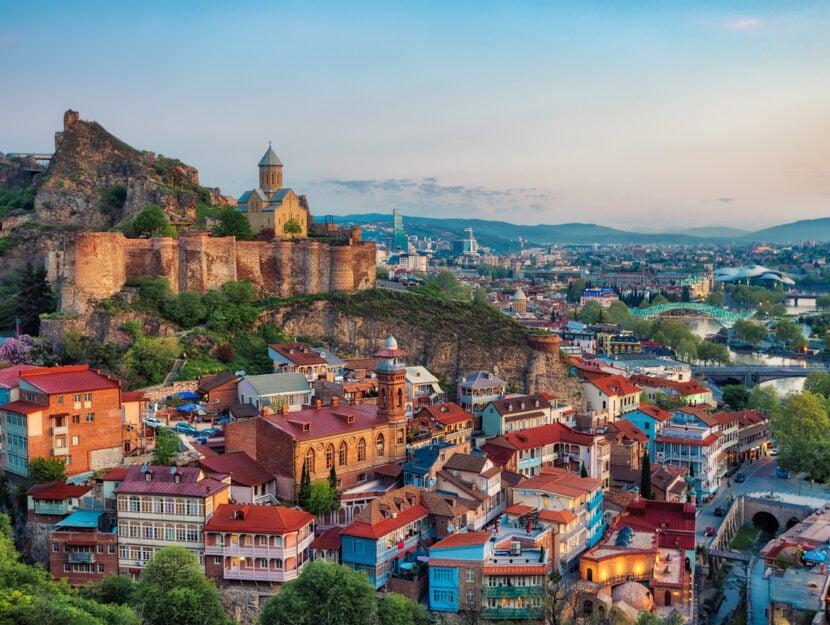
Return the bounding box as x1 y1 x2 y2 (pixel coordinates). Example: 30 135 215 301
258 145 283 167
385 336 399 350
611 581 653 612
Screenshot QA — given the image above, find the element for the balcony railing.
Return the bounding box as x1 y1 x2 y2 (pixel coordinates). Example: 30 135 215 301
222 567 299 583
480 606 544 619
68 552 95 564
52 426 68 436
34 503 68 516
204 542 305 559
52 447 69 456
481 585 545 598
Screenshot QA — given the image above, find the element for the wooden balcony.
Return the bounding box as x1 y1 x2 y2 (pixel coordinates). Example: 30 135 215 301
222 567 300 583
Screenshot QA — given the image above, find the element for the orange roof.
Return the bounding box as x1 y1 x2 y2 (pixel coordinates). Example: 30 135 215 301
342 503 429 539
503 504 535 516
656 434 720 447
538 509 578 525
633 403 671 422
588 375 642 397
431 531 492 550
205 504 314 534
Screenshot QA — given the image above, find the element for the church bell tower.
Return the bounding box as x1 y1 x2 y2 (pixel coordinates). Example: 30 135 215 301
375 336 407 425
258 143 283 193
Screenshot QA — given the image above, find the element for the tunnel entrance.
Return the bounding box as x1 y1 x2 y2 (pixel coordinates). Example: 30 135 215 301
753 511 780 535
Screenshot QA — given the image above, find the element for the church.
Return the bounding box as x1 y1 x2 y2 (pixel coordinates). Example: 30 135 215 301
236 145 310 237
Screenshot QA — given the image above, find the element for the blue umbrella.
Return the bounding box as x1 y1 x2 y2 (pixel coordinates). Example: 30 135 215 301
177 403 200 413
177 391 201 400
804 550 825 563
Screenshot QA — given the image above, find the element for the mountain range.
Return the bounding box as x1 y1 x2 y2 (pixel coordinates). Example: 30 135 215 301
332 214 830 251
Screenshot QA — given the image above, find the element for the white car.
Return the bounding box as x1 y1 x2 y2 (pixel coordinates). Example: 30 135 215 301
143 417 163 428
770 448 779 456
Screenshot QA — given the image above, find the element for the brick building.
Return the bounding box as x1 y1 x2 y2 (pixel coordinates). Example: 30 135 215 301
49 510 118 586
0 365 123 478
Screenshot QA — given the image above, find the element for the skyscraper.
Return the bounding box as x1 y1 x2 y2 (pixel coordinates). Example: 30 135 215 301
392 208 408 252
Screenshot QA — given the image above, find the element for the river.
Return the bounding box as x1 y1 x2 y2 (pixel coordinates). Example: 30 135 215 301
685 296 817 396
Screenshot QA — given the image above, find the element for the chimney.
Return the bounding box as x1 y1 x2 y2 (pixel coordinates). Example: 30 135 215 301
331 396 339 407
281 403 289 415
316 399 322 409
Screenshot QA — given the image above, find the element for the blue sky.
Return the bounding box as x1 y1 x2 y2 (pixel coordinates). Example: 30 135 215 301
2 1 829 229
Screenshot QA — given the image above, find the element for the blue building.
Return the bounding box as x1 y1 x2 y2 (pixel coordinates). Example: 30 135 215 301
624 403 671 459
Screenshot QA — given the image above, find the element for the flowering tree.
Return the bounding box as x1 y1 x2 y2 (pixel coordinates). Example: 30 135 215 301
0 335 34 365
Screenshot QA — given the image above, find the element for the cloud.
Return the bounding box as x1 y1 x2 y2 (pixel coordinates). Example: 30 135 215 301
729 17 760 30
715 197 735 203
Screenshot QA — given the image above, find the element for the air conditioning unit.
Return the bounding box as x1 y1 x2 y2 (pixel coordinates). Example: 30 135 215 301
510 541 522 556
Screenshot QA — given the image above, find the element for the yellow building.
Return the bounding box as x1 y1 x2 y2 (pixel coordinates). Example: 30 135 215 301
237 145 310 238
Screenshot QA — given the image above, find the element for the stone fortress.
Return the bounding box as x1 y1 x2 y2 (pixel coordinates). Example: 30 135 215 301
51 146 375 315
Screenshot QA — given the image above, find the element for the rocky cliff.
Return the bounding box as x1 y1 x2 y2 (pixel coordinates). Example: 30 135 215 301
265 290 585 407
35 110 233 230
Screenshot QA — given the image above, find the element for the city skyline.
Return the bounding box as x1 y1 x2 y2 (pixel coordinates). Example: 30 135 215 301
2 1 829 229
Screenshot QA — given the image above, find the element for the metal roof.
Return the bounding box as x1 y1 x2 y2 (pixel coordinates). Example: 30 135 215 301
242 372 311 397
258 146 283 167
55 510 104 529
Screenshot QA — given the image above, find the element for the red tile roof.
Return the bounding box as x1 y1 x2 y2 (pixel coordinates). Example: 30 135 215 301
20 365 119 394
0 400 44 415
656 434 720 447
632 403 672 423
519 468 603 495
479 443 516 467
196 371 239 393
269 343 328 367
430 531 492 550
200 451 274 486
608 418 649 444
538 508 578 525
587 375 642 397
0 365 41 389
616 499 696 550
312 525 344 551
264 404 388 441
501 423 567 450
27 481 92 499
114 465 229 498
121 391 145 403
503 504 535 516
99 467 129 482
205 503 313 533
342 503 429 539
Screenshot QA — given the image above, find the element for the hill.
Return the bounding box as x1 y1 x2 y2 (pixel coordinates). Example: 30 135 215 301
740 217 830 243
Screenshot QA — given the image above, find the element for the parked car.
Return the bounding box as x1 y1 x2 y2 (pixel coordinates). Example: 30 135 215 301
770 448 779 456
143 417 163 428
714 506 727 517
704 526 715 537
174 422 197 435
735 473 746 483
776 467 790 479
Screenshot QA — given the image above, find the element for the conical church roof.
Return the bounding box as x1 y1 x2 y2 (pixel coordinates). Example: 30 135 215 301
258 145 283 167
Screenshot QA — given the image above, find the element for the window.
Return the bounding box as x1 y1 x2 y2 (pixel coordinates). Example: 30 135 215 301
357 438 366 462
55 438 65 448
466 591 476 606
72 436 79 446
64 563 71 572
84 393 92 402
466 569 475 582
57 396 63 404
74 394 82 403
109 544 115 554
325 444 335 469
25 392 35 402
397 428 404 445
214 556 222 565
305 448 315 473
98 564 104 573
66 456 72 465
376 433 385 458
52 543 59 552
644 422 650 430
358 473 367 483
338 441 347 466
97 544 104 553
85 413 95 423
72 414 80 424
128 496 140 512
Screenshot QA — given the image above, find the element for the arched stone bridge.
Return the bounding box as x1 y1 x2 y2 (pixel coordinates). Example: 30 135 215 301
630 303 752 326
693 364 830 387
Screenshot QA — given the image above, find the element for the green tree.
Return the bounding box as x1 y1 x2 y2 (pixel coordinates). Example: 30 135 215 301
705 291 725 307
747 384 781 419
133 546 230 625
566 279 586 303
774 319 806 349
607 300 631 323
424 270 469 300
804 371 830 398
298 463 311 510
131 205 174 238
772 391 830 478
723 385 750 411
152 428 180 466
732 319 768 345
697 341 730 365
578 300 603 324
473 286 489 304
130 277 172 314
580 462 588 478
816 295 830 311
212 207 254 241
16 261 55 336
94 574 135 606
305 480 338 516
125 337 181 386
163 291 208 328
377 592 429 625
283 217 303 237
650 294 670 306
28 457 67 484
258 561 379 625
640 449 653 499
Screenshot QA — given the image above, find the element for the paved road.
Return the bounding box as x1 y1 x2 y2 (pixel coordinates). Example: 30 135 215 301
696 454 830 543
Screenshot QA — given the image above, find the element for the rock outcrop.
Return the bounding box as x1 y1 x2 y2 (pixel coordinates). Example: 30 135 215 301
266 294 585 406
35 110 233 229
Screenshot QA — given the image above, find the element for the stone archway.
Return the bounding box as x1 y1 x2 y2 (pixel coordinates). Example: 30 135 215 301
786 517 801 530
752 510 780 535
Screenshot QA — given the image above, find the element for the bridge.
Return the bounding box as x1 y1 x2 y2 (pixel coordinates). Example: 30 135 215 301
630 302 752 326
693 364 830 387
3 153 52 174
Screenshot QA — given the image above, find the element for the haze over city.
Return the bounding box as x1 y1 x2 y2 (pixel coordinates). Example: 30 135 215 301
3 1 829 230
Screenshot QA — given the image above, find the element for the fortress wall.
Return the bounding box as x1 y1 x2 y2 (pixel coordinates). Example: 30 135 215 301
352 242 377 290
329 245 355 292
59 233 377 315
273 242 294 297
236 241 277 295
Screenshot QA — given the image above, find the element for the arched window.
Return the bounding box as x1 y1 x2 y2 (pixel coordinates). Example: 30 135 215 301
305 448 315 474
586 568 593 581
380 388 387 409
664 590 671 606
325 444 335 469
357 438 366 462
376 433 385 458
396 388 403 408
338 441 348 466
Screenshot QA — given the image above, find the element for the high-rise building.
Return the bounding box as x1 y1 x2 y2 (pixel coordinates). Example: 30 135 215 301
392 208 408 252
453 227 479 256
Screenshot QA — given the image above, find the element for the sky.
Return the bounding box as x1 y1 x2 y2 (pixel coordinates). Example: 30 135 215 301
2 1 829 230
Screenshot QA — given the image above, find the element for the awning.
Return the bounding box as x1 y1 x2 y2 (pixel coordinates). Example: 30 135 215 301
804 550 826 563
177 403 201 412
177 391 201 399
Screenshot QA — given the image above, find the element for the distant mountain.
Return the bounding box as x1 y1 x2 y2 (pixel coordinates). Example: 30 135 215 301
672 226 750 239
741 218 830 243
335 213 830 248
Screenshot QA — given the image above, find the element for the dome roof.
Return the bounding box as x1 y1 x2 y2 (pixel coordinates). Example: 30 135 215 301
258 145 283 167
611 581 653 612
512 287 527 300
385 336 399 350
